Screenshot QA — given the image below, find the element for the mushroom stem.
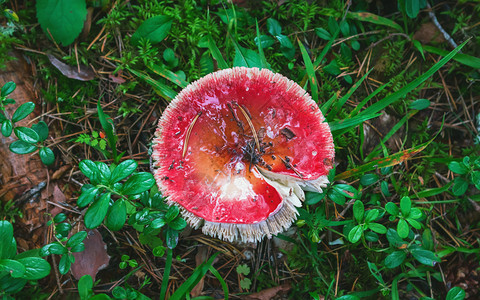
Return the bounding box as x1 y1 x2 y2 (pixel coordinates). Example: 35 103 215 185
183 111 202 158
237 104 261 152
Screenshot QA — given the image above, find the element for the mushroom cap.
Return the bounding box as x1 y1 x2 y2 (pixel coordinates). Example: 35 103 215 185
152 67 334 242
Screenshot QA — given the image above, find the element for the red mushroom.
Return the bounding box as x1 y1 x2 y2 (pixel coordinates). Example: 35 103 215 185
152 67 334 243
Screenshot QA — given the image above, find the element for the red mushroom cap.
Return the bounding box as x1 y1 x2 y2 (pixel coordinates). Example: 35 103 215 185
152 67 334 242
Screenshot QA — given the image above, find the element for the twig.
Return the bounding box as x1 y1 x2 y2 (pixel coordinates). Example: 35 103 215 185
427 4 460 50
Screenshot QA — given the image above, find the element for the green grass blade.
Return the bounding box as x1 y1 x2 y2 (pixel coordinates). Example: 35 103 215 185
347 12 403 32
96 101 117 162
364 110 418 162
169 253 219 300
328 69 373 120
207 35 229 69
422 44 480 69
336 117 444 180
128 68 177 100
329 113 380 134
298 39 318 102
335 142 429 180
256 19 269 69
208 266 229 299
360 40 467 117
160 248 173 300
349 80 390 117
313 25 340 68
149 64 189 88
320 94 337 114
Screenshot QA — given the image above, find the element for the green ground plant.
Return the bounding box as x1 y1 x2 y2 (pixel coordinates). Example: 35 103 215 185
1 0 480 299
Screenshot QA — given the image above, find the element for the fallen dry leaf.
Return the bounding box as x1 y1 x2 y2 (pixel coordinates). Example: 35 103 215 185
413 22 446 45
70 229 110 280
243 283 291 300
48 54 95 81
109 73 126 84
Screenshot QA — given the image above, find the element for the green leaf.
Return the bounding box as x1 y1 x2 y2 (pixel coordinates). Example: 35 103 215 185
166 205 180 222
448 161 468 175
405 0 420 18
327 189 346 205
385 202 399 216
79 160 100 181
106 200 126 231
452 177 468 196
409 208 422 219
78 186 99 208
78 275 94 300
381 180 391 196
368 223 387 234
206 34 229 69
67 231 87 248
315 28 332 40
386 228 405 247
168 217 187 231
332 184 358 199
58 254 71 275
236 264 250 276
36 0 87 46
0 259 25 278
397 219 409 239
16 257 51 280
53 213 67 223
165 227 179 249
84 193 111 229
446 287 466 300
400 196 411 216
1 81 16 97
347 11 403 32
14 127 39 144
95 161 111 184
232 41 262 68
410 248 440 266
410 99 430 110
39 147 55 165
110 160 138 183
70 243 85 253
336 295 360 300
122 172 155 195
1 120 13 137
97 102 118 163
348 225 363 243
406 218 422 230
240 278 251 290
40 242 67 256
9 140 37 154
131 15 173 45
150 217 166 229
11 102 35 123
360 174 378 185
0 221 16 259
384 251 406 269
353 200 364 223
365 209 379 223
267 18 282 36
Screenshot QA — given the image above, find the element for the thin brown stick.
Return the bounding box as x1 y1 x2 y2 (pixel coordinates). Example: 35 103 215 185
237 105 260 151
183 112 202 158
